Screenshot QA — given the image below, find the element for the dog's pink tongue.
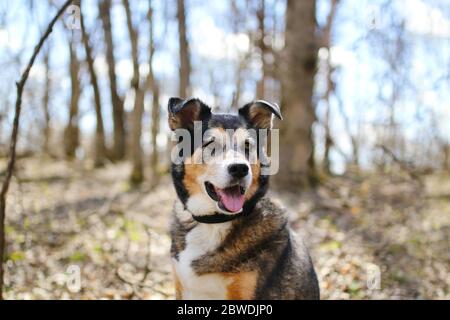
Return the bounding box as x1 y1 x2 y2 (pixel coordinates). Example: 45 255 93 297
218 188 245 213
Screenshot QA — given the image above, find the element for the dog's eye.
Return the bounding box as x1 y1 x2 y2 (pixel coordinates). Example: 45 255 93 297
202 140 216 157
202 140 214 148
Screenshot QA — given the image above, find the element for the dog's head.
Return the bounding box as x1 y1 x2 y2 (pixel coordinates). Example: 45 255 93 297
168 97 282 220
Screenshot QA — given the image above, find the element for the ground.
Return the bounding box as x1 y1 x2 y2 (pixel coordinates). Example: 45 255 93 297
2 158 449 299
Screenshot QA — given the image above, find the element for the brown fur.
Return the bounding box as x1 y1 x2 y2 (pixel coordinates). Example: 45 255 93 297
173 266 183 299
224 271 258 300
168 114 182 131
183 163 206 195
169 102 202 130
249 106 272 129
246 161 261 200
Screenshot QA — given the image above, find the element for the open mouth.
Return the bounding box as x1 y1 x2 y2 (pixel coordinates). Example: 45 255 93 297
205 181 246 214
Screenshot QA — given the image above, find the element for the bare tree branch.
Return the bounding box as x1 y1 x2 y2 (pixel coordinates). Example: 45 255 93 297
376 144 422 184
0 0 73 300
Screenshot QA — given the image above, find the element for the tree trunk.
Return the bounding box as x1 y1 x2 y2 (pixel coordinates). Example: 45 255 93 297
79 0 108 167
230 0 251 108
64 37 81 159
42 46 51 154
123 0 144 185
443 144 450 172
148 1 160 187
99 0 126 160
150 86 160 186
256 0 267 99
177 0 191 98
276 0 318 189
322 0 338 174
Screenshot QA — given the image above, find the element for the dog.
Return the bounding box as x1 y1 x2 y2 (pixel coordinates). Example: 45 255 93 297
168 97 319 300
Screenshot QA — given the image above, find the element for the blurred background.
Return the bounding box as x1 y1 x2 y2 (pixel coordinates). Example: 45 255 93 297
0 0 449 299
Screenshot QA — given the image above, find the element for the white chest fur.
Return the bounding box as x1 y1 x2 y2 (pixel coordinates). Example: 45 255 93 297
173 222 232 300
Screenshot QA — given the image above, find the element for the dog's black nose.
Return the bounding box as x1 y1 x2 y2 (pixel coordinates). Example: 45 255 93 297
228 163 249 179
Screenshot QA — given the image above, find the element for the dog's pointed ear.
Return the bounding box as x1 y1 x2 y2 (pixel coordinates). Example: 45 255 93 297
168 97 211 130
238 100 282 129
